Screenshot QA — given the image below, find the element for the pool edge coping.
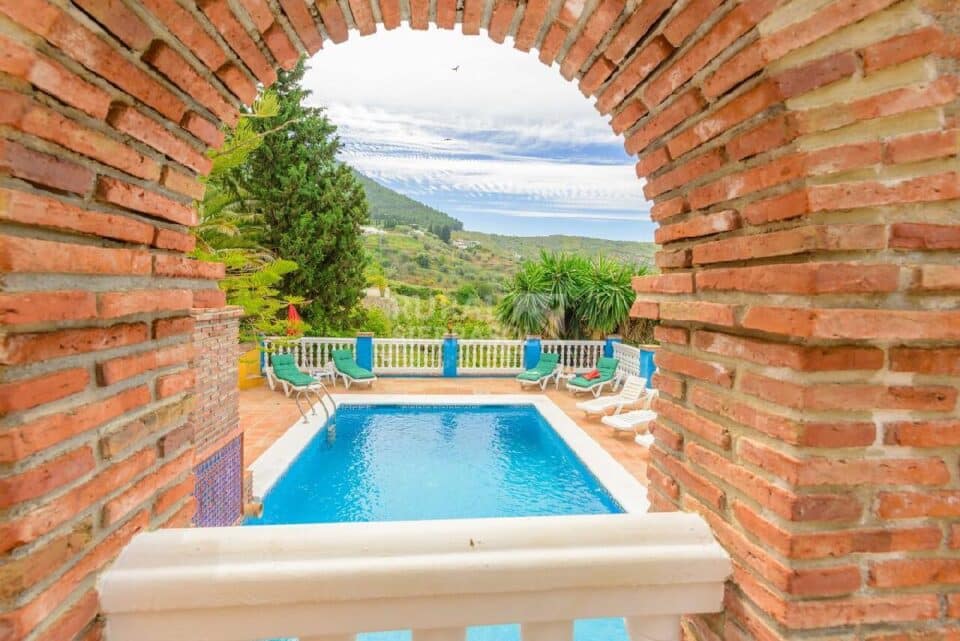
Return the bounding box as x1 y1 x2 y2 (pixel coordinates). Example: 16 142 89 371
247 394 650 514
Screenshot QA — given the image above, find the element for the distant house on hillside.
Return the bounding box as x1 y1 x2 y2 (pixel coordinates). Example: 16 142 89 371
453 239 480 250
361 225 385 235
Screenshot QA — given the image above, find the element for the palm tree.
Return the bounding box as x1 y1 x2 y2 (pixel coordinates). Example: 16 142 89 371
495 260 552 336
497 251 646 339
575 256 643 336
537 252 588 338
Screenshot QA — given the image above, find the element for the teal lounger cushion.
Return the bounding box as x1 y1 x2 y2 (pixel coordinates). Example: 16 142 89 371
568 357 619 388
517 370 543 381
332 349 375 379
270 353 318 387
516 352 560 381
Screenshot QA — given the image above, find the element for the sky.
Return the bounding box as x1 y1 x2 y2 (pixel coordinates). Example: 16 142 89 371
301 26 655 242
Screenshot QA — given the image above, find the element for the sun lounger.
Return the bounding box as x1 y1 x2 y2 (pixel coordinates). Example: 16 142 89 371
575 375 647 415
565 356 620 397
332 349 377 389
516 352 561 390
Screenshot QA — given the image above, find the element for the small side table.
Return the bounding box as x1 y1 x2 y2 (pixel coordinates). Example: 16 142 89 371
555 371 577 390
308 362 337 386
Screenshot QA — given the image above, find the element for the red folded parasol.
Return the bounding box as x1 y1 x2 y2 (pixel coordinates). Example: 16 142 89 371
286 304 302 335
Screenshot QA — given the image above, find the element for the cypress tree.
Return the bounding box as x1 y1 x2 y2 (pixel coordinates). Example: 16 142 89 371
233 59 369 325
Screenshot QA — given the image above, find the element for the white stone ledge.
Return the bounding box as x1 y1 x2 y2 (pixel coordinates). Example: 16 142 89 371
99 513 731 641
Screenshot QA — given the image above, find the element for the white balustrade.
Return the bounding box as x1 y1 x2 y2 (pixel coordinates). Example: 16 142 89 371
541 340 606 371
99 513 731 641
612 342 643 380
458 339 524 374
263 337 355 373
373 338 443 374
263 337 642 378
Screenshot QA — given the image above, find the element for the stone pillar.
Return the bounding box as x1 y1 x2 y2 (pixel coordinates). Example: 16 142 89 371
638 347 657 390
603 334 622 358
442 334 459 377
355 332 374 372
630 2 960 640
523 336 543 370
189 307 243 527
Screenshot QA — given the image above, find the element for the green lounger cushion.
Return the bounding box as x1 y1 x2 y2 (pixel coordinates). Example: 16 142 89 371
517 370 544 381
332 349 375 379
516 352 560 381
568 357 619 388
270 353 318 387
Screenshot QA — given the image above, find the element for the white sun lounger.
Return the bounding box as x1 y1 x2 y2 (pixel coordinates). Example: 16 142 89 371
575 375 647 416
600 390 659 439
601 408 657 433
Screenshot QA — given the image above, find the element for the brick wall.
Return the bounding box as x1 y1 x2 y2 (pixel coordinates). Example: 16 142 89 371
625 1 960 640
0 0 956 640
190 307 243 527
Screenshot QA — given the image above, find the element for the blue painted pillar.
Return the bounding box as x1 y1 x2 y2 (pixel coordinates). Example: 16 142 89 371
604 334 622 357
355 332 374 371
640 345 657 389
523 335 542 370
442 334 458 377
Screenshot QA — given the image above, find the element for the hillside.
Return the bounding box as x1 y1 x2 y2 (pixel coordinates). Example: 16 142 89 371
358 174 656 300
356 172 462 232
457 230 657 266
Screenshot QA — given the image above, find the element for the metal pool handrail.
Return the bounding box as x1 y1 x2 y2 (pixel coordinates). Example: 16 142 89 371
98 512 730 641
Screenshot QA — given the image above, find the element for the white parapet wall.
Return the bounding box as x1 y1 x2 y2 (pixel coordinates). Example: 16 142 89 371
98 512 730 641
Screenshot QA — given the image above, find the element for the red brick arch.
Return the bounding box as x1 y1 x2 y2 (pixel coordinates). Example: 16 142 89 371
1 0 958 640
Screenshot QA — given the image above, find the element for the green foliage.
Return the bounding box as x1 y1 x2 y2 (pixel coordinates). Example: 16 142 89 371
575 255 638 334
355 172 463 232
496 261 554 337
193 89 307 342
496 251 646 339
475 281 496 305
226 60 369 327
391 296 493 339
313 305 393 337
391 282 440 299
428 223 453 243
457 230 657 265
367 272 388 296
454 283 478 305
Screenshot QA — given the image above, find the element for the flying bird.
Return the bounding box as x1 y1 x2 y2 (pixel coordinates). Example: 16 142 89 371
451 65 460 71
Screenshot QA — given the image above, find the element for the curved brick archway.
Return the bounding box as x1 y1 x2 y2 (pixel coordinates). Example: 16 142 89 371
0 0 958 640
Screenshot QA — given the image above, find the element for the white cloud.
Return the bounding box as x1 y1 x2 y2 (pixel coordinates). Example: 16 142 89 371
301 26 653 239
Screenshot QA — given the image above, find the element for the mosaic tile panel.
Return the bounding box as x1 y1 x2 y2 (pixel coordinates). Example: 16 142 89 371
194 435 243 527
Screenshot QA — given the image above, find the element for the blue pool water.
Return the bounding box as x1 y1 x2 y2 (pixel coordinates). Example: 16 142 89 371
248 404 622 525
248 404 628 641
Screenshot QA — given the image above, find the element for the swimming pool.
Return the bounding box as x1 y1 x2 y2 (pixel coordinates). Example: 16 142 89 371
248 404 622 525
246 395 648 641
